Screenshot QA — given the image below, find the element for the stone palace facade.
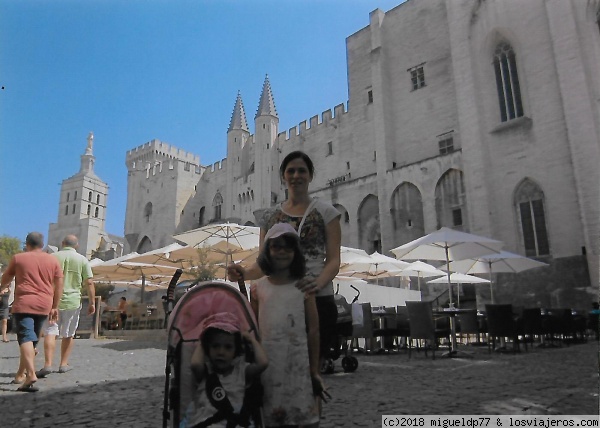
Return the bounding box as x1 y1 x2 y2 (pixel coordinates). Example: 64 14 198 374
60 0 599 308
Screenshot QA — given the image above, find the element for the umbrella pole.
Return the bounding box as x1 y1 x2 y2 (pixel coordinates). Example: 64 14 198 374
417 275 421 292
445 247 453 307
488 261 495 304
141 273 145 303
445 245 458 356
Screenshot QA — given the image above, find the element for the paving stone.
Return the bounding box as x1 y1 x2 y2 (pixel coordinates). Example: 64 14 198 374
0 335 597 426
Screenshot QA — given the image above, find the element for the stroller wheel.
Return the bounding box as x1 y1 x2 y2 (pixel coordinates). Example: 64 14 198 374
342 356 358 373
321 358 335 375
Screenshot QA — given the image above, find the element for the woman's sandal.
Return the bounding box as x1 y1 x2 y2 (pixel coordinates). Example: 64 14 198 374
17 382 39 392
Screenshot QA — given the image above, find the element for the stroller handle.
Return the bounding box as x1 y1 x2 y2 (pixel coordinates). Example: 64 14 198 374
350 285 360 303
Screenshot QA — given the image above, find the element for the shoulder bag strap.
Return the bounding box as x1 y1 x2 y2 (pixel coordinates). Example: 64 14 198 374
297 198 318 236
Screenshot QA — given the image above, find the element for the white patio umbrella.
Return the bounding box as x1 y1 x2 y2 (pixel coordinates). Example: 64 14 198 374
391 227 502 356
128 241 258 271
339 251 410 285
397 260 447 291
93 261 180 302
174 223 259 251
173 223 260 281
427 272 491 307
390 227 503 308
447 250 548 303
339 246 370 270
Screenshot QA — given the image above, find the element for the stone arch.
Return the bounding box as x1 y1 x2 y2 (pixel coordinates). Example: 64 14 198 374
390 182 424 246
357 195 380 254
435 169 468 231
137 236 153 253
514 178 550 257
333 203 351 247
198 206 205 227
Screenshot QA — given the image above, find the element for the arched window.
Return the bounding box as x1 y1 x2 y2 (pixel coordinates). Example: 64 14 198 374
515 179 549 256
493 42 523 122
435 169 467 231
87 205 91 215
95 207 99 218
66 193 70 202
199 207 205 227
65 205 69 215
144 202 153 223
72 204 76 214
96 194 100 204
212 193 223 221
74 191 78 200
88 191 92 201
391 182 425 244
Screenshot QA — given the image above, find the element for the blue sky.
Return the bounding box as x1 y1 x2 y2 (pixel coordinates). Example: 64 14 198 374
0 0 403 245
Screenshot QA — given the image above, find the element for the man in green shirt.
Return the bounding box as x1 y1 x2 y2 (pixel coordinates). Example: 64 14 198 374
37 235 95 376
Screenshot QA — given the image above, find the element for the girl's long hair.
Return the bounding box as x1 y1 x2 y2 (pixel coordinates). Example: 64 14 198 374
257 234 306 279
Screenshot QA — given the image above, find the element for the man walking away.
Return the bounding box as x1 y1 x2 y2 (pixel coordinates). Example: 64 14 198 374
37 235 94 377
0 232 63 391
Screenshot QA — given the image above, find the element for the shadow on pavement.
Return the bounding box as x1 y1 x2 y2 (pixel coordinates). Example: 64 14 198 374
93 340 167 352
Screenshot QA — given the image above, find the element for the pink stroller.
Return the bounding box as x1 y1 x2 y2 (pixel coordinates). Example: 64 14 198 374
162 277 262 428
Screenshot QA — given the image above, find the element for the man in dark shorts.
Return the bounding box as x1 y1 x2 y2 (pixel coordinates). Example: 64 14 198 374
0 232 63 391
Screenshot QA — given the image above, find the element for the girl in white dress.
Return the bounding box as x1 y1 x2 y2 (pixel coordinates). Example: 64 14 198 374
252 223 329 427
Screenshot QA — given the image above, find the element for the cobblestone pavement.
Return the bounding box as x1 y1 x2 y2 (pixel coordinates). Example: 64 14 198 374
0 334 597 427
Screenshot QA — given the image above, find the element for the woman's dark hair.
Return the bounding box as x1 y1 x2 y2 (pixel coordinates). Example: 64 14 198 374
279 151 315 179
257 234 306 279
201 327 243 357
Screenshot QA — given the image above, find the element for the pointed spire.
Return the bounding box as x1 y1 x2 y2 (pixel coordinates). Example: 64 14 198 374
255 75 278 119
79 131 96 176
228 91 249 132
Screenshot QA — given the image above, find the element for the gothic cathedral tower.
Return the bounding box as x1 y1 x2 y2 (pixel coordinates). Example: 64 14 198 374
48 132 111 258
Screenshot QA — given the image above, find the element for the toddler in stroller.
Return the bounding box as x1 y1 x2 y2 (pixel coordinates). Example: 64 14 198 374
163 281 267 428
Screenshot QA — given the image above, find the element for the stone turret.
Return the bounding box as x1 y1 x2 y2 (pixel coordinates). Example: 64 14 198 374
253 75 279 210
226 92 251 218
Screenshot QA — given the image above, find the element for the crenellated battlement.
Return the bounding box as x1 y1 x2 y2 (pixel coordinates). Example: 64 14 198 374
126 139 200 166
200 158 228 178
277 104 348 144
275 102 348 145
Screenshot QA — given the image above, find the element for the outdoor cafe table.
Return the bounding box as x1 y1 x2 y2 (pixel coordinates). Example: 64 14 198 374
432 308 475 358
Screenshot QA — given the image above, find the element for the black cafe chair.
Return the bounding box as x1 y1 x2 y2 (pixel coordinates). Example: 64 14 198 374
456 310 481 345
520 307 544 351
406 301 450 360
394 305 411 351
485 304 520 354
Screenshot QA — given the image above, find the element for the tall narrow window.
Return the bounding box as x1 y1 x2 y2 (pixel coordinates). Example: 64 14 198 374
66 193 70 202
213 193 223 221
96 194 100 204
515 180 549 256
87 205 91 215
144 202 153 223
327 142 333 156
72 204 76 214
74 191 78 200
88 191 92 201
493 42 523 122
65 205 69 215
408 64 426 90
95 207 99 218
199 207 205 227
